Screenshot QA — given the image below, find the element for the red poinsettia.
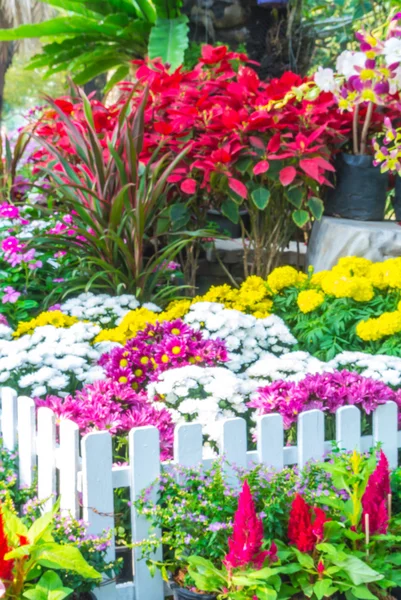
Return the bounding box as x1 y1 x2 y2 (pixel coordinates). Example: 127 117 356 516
288 494 330 552
362 450 390 535
224 480 275 571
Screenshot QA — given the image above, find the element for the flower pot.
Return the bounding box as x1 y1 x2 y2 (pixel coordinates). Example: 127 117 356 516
173 587 216 600
393 176 401 221
207 209 250 238
324 153 388 221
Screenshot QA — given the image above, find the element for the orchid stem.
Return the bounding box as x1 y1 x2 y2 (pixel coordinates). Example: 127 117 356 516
353 104 360 155
360 102 373 156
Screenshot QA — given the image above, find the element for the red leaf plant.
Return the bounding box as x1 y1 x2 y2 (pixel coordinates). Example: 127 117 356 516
362 450 391 535
288 494 330 552
223 480 277 572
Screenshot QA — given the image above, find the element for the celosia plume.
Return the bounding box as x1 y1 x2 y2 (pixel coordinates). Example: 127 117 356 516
362 450 390 535
223 480 269 570
0 507 14 585
288 494 329 552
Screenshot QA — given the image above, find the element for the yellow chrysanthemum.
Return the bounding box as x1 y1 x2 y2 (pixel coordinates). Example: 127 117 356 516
297 290 325 314
267 266 307 294
356 310 401 341
163 300 192 320
310 270 330 287
333 256 373 277
320 274 374 302
238 276 268 303
13 311 79 338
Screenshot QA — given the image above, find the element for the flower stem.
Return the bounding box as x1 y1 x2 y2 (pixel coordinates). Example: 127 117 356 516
353 105 360 155
360 102 373 156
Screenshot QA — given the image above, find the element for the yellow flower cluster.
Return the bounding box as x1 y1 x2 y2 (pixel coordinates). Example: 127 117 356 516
266 266 307 294
320 273 374 302
95 277 274 344
297 290 325 314
94 302 191 344
192 276 273 317
356 310 401 341
13 311 79 338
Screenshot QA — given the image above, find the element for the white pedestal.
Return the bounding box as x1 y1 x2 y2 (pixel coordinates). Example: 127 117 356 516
307 217 401 272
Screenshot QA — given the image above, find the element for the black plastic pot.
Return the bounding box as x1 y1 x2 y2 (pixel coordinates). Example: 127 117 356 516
393 176 401 221
207 209 250 238
173 587 216 600
324 153 388 221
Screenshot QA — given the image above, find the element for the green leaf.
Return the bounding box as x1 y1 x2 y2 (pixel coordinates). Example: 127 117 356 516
313 579 335 600
148 15 189 70
251 188 271 210
293 548 314 569
285 186 303 208
0 16 120 41
333 555 383 586
351 585 378 599
307 196 324 220
33 544 101 580
292 209 310 228
24 571 73 600
104 65 130 94
28 510 55 545
221 198 239 224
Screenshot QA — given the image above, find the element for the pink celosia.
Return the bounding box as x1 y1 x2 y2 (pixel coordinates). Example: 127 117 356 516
362 450 390 535
223 480 270 571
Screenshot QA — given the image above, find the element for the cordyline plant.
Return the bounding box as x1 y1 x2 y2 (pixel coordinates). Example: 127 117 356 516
30 46 354 279
30 86 210 303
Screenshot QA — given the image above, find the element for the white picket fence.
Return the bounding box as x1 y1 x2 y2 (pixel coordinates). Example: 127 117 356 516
1 386 400 600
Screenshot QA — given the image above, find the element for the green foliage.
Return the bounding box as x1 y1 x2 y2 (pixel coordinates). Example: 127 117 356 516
2 504 101 598
0 0 190 86
32 87 208 302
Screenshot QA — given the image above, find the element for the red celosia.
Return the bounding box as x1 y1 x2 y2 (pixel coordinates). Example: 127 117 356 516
288 494 330 552
0 507 14 585
223 480 269 571
362 450 391 535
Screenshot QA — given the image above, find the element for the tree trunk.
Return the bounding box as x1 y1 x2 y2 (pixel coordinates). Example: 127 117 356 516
0 9 14 125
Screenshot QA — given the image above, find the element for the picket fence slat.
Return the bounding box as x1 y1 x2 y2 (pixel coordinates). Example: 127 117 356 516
174 422 202 468
336 406 361 451
1 386 401 600
37 407 56 512
221 417 247 485
82 431 116 600
59 419 80 518
129 426 164 600
1 387 17 452
373 401 398 469
257 414 284 470
17 396 36 488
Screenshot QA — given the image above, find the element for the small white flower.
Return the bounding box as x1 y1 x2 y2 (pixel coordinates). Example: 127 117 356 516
314 66 336 92
335 50 366 79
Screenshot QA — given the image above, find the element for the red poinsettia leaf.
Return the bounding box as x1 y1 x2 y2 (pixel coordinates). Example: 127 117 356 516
267 132 281 153
180 178 197 194
314 156 336 172
167 174 183 183
249 136 266 150
253 160 270 175
228 177 248 199
300 158 321 181
279 166 297 186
